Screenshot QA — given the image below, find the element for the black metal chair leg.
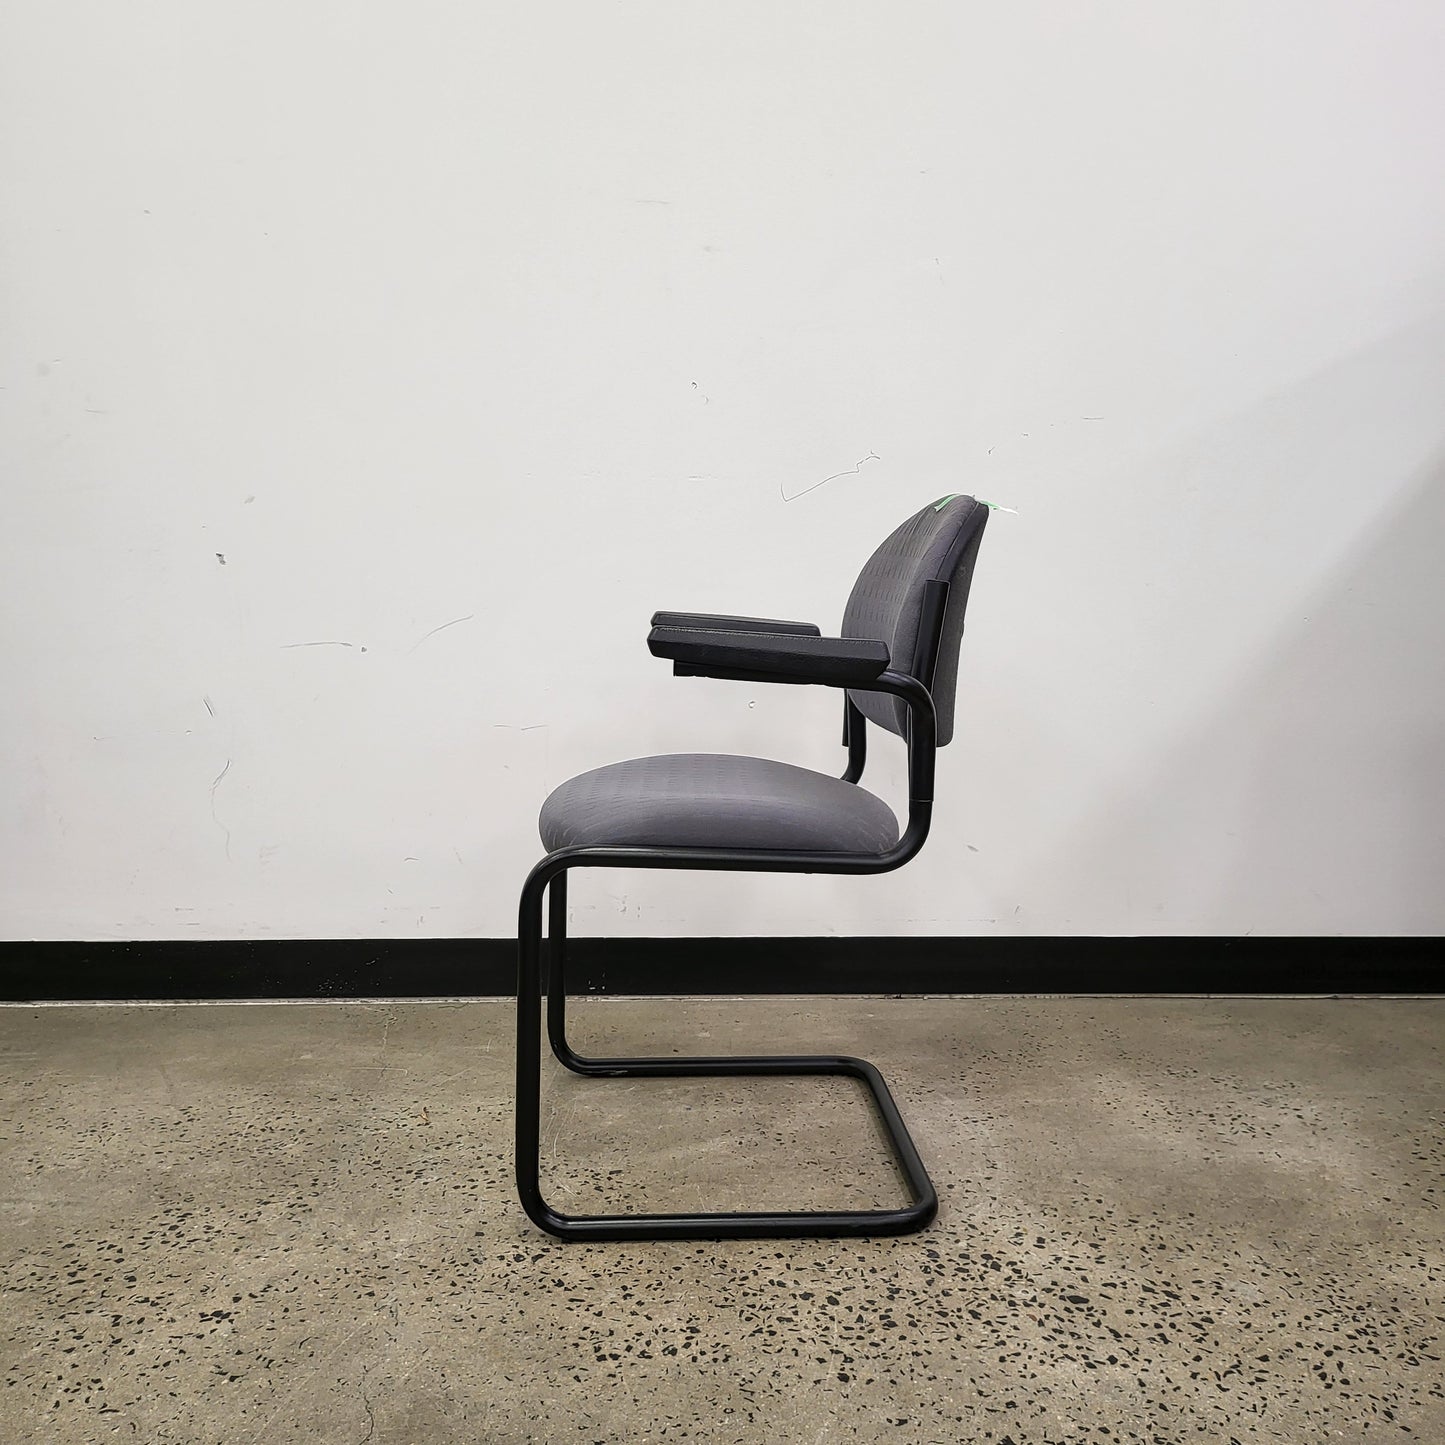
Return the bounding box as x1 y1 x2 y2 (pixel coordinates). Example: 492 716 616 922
518 863 939 1242
515 865 565 1237
545 871 575 1070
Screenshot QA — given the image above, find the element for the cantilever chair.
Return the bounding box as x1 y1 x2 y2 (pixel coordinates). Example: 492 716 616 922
515 494 989 1241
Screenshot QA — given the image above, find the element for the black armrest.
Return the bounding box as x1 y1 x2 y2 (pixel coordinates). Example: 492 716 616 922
647 626 889 687
650 611 821 637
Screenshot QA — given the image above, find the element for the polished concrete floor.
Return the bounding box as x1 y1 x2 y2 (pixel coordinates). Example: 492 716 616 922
0 996 1441 1443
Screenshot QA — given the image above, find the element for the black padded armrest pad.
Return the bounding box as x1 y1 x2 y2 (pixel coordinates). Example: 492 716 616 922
650 611 821 637
647 626 889 686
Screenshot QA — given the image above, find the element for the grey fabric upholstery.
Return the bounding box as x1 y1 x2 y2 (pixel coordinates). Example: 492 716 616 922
539 753 899 853
841 495 988 746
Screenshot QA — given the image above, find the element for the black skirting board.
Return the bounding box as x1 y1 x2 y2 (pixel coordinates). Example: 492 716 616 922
0 936 1438 1001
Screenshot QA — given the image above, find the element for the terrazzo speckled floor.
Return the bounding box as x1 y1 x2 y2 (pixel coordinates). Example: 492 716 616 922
1 996 1441 1443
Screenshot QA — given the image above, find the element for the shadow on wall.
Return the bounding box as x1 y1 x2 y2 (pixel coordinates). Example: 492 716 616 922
1001 328 1445 936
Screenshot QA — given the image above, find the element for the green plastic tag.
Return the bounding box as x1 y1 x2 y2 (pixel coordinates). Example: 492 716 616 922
932 493 962 511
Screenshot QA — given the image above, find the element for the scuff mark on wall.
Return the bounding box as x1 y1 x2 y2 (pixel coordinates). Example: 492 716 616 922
781 451 879 503
408 614 475 655
210 759 233 862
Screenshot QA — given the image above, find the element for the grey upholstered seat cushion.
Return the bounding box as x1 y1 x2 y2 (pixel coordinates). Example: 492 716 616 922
539 753 900 853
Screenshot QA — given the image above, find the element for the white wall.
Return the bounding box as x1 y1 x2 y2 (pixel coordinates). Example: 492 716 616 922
3 2 1443 941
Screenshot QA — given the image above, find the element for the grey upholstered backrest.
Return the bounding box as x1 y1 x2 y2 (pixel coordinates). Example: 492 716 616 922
840 495 989 746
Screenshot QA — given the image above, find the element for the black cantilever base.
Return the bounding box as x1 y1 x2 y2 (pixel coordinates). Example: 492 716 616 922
515 868 939 1242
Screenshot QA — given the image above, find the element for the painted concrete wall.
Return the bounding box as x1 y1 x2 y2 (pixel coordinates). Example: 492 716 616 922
3 2 1443 940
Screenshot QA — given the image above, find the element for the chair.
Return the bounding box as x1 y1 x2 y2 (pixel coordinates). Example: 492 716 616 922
515 494 990 1240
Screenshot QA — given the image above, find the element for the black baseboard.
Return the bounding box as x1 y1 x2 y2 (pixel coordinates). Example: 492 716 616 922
0 936 1438 1002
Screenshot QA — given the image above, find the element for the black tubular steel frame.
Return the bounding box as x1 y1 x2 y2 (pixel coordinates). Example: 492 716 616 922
515 591 951 1242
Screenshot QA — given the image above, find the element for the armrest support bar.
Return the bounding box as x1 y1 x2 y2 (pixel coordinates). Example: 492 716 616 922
647 626 936 815
650 611 821 637
647 626 889 688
